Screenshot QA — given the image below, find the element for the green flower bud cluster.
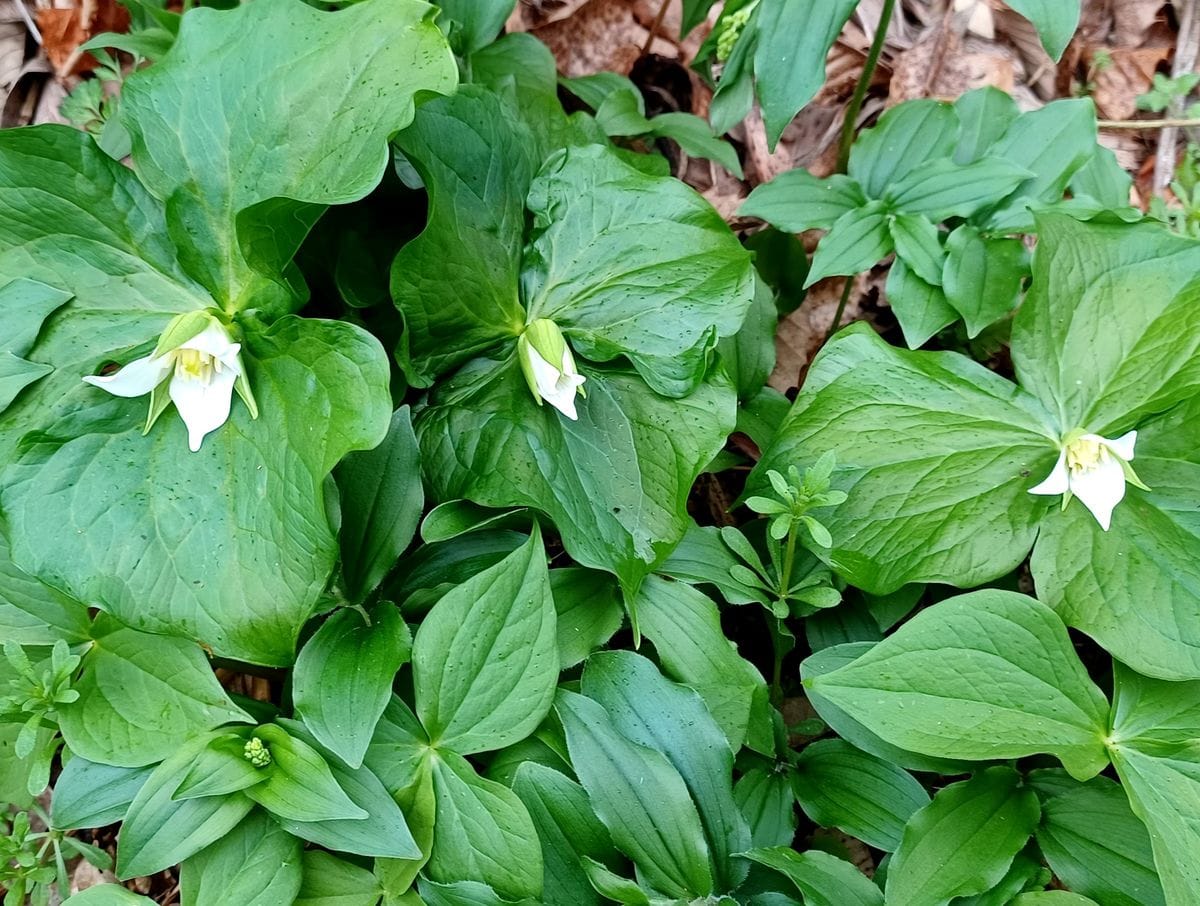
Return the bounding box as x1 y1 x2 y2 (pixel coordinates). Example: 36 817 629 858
717 3 755 62
243 736 272 768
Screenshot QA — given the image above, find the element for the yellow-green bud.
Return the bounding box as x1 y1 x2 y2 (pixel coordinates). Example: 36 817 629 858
243 736 272 768
517 319 587 420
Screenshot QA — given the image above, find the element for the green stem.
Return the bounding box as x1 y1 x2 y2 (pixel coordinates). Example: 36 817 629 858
836 0 897 173
826 276 854 339
767 526 799 707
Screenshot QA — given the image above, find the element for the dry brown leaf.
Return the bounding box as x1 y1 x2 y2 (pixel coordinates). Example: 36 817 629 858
71 860 119 895
531 0 678 77
769 273 872 394
1112 0 1166 47
890 21 1016 103
35 0 128 77
1089 44 1171 119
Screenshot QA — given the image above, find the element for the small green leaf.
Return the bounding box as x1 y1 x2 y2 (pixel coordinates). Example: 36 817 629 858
888 214 944 287
734 768 796 848
942 225 1026 337
885 258 958 349
295 850 382 906
740 171 868 233
886 157 1033 222
180 809 302 906
244 724 366 823
742 848 882 906
804 204 893 287
52 757 152 830
1002 0 1081 60
848 101 958 199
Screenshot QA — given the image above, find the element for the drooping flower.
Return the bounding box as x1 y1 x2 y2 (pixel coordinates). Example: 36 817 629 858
517 318 587 420
1029 430 1143 531
82 311 256 452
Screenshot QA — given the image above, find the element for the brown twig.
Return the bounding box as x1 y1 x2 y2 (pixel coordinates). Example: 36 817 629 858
641 0 672 56
1098 117 1200 129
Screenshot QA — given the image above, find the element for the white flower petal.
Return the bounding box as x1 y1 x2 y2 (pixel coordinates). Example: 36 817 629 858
1029 451 1070 496
1106 430 1137 462
82 353 172 398
527 345 563 394
1070 453 1127 531
179 322 237 359
543 372 586 420
169 366 238 452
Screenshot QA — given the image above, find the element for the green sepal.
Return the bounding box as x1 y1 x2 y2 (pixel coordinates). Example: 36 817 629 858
153 309 218 358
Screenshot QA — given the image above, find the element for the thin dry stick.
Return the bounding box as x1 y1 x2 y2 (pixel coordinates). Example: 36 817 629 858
14 0 41 44
641 0 672 56
1155 0 1200 192
1099 117 1200 129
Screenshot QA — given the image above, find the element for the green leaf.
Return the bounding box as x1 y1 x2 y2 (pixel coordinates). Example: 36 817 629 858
888 214 944 286
174 733 269 800
244 724 367 823
741 848 882 906
848 100 959 199
804 204 893 287
734 768 796 849
887 157 1033 222
4 315 392 666
513 762 619 906
635 574 771 754
556 688 714 898
0 530 91 647
648 112 744 178
941 225 1026 337
275 717 422 860
62 888 157 906
551 567 624 670
1070 145 1134 210
391 86 535 386
416 358 735 597
980 100 1098 232
293 602 411 769
419 879 539 906
1010 894 1099 906
119 0 456 311
739 171 867 232
1002 0 1081 60
426 750 543 899
118 733 256 878
1012 214 1200 435
1035 775 1165 906
791 739 929 852
582 650 751 891
437 0 514 54
658 523 770 607
751 0 859 147
885 767 1041 906
884 258 958 349
0 278 71 414
295 850 382 906
524 144 754 397
52 757 152 830
806 591 1110 779
748 324 1057 592
180 809 302 906
57 615 251 767
953 88 1020 164
334 407 424 605
413 529 557 754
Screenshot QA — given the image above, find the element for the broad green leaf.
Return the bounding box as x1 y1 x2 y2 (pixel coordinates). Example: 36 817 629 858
0 278 70 413
413 530 556 755
806 591 1110 779
4 315 392 665
437 0 514 54
119 0 456 311
274 718 421 860
953 88 1020 164
524 144 754 397
392 87 535 385
657 523 769 607
426 750 543 899
748 323 1057 592
952 849 1046 906
244 724 365 823
718 274 778 400
739 171 868 233
62 888 157 906
734 768 796 848
742 848 882 906
886 157 1033 222
635 574 771 754
556 688 714 898
334 407 424 605
1011 894 1099 906
752 0 860 147
419 879 540 906
118 733 256 878
942 225 1026 337
583 650 751 890
888 214 944 286
885 767 1041 906
52 757 152 830
0 530 91 646
174 732 269 800
1070 145 1134 210
648 112 744 178
791 739 929 852
293 602 411 769
804 204 892 287
416 358 735 596
980 100 1098 232
1003 0 1081 59
551 567 623 670
848 100 959 199
1012 214 1200 436
57 615 250 767
1032 390 1200 679
295 850 382 906
884 258 958 349
180 809 302 906
1035 776 1165 906
513 762 619 906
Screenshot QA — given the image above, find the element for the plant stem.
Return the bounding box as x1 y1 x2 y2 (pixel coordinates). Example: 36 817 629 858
1098 117 1200 129
826 276 854 339
836 0 896 172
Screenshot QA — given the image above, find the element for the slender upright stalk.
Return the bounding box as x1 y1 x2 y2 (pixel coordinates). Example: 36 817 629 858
826 275 854 339
836 0 897 173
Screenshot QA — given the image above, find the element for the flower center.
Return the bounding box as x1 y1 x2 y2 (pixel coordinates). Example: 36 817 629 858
175 348 221 385
1065 437 1106 474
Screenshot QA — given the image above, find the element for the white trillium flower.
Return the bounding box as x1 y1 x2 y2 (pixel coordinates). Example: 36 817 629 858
82 313 256 452
1028 430 1142 531
518 318 587 420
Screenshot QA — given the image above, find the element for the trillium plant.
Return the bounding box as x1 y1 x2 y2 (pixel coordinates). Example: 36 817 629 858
2 1 1200 905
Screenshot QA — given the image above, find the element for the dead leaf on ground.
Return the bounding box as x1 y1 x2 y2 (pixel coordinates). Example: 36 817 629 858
769 272 874 395
1089 44 1171 119
890 20 1017 102
35 0 129 78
